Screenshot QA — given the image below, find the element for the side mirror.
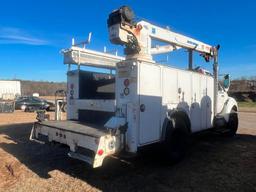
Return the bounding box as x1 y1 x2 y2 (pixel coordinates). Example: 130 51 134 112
223 74 230 91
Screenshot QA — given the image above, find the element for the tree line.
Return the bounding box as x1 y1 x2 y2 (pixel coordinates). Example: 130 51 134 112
21 80 66 96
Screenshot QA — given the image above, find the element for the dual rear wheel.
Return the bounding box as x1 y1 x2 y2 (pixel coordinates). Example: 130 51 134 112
165 110 238 163
165 116 190 163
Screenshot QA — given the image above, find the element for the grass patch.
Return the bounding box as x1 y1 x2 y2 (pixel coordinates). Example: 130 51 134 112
238 101 256 108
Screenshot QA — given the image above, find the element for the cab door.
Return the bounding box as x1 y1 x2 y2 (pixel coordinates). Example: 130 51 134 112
217 83 228 114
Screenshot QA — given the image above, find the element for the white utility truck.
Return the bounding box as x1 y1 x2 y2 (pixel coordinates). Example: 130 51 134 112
30 6 238 168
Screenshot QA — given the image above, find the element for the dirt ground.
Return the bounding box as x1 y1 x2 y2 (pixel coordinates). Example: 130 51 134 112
0 111 47 126
239 107 256 113
0 111 65 125
0 112 255 192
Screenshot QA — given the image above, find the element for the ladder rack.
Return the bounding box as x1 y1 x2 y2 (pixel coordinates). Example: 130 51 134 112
62 46 124 69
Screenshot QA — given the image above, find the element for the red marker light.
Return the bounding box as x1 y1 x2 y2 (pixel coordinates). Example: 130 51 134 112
124 79 130 87
97 149 104 156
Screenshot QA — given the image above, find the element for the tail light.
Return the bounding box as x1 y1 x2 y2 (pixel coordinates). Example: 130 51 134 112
124 79 130 87
97 149 104 156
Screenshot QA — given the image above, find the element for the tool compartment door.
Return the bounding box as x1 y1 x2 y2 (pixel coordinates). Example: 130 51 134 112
139 62 161 145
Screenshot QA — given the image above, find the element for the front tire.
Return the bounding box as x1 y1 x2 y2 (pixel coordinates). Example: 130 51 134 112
224 110 238 137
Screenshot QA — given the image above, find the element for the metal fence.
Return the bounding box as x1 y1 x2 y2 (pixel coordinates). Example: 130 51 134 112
0 101 15 113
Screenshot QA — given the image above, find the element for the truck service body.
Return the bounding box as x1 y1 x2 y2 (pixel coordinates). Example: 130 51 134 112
30 6 238 168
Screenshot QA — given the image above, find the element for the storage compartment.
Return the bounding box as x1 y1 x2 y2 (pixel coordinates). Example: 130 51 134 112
78 109 114 126
79 71 115 100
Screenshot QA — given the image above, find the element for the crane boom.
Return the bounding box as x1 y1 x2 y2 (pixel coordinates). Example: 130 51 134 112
138 20 213 55
108 6 216 62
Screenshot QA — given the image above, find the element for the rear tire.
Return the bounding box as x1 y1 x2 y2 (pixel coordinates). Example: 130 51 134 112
224 110 238 137
165 116 190 163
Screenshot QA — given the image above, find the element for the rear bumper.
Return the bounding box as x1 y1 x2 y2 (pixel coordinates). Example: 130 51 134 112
30 120 121 168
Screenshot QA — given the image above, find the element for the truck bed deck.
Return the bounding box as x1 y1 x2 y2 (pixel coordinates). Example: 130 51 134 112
36 120 108 138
